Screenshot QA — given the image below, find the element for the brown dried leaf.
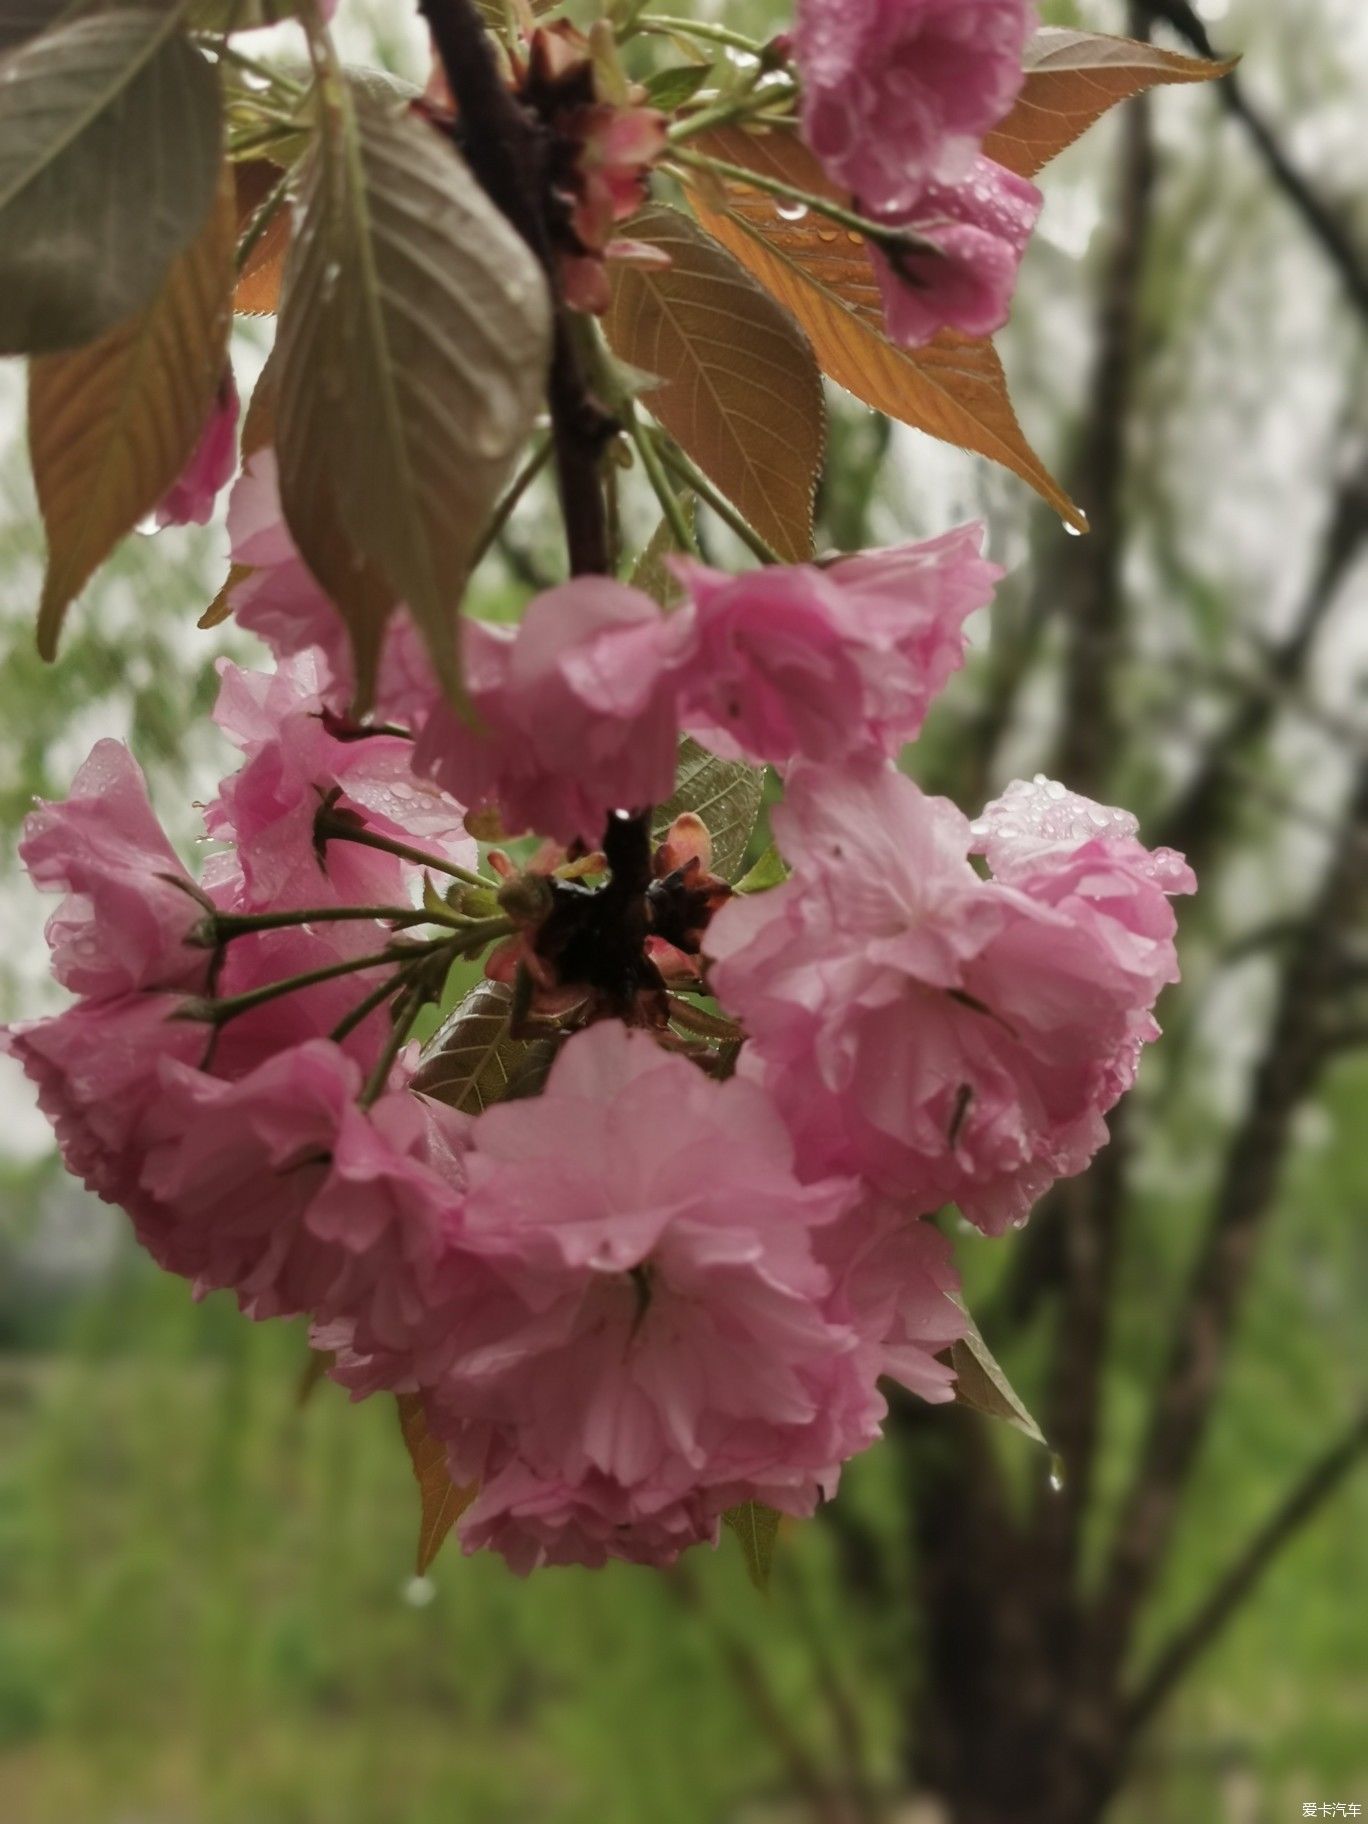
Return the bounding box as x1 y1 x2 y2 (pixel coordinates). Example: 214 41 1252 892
606 201 825 563
984 28 1237 177
233 157 290 315
685 127 1083 530
396 1393 476 1575
29 158 235 656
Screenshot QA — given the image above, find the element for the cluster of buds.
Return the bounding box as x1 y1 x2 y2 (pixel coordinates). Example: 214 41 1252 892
484 810 732 1029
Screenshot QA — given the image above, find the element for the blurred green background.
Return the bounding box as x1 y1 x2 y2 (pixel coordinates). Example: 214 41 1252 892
1 1 1366 1820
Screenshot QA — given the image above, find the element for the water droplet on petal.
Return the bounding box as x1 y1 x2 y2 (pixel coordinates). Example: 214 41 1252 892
816 227 839 243
776 199 808 222
136 511 163 537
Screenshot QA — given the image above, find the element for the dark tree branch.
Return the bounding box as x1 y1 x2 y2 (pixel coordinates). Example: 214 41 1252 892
1135 0 1368 322
417 0 614 576
1089 761 1368 1690
1122 1405 1368 1740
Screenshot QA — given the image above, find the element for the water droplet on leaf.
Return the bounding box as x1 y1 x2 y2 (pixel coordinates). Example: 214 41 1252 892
403 1575 436 1608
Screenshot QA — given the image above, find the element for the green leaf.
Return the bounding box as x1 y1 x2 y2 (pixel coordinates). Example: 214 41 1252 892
643 63 711 110
723 1501 781 1591
0 7 222 354
396 1393 476 1575
606 203 826 563
654 738 764 881
411 979 557 1116
28 159 235 657
734 842 788 895
276 78 552 707
629 501 694 609
949 1302 1047 1448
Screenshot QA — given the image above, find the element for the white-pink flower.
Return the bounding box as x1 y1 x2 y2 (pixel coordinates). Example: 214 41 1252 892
793 0 1036 213
674 526 999 767
414 580 695 847
708 760 1194 1233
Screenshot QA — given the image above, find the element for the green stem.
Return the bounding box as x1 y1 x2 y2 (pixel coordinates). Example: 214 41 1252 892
189 941 452 1028
213 904 437 937
359 983 428 1107
329 969 411 1045
316 816 489 890
667 147 940 258
469 430 554 570
628 415 700 558
654 434 783 566
634 14 764 55
210 39 308 97
667 79 798 146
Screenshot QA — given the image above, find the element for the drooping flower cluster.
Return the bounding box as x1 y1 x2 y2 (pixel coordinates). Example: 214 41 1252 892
7 0 1197 1579
7 481 1193 1571
791 0 1043 345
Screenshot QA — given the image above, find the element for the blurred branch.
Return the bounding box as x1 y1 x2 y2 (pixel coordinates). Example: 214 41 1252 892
1136 0 1368 323
1091 761 1368 1686
1122 1405 1368 1740
1055 54 1156 793
1158 448 1368 875
668 1563 851 1824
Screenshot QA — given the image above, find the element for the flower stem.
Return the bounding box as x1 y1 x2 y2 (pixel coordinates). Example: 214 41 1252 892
667 147 941 259
359 982 428 1107
666 79 798 146
628 415 700 559
329 969 411 1045
634 14 765 55
469 429 554 571
186 941 452 1028
315 815 488 890
212 905 440 938
654 434 783 566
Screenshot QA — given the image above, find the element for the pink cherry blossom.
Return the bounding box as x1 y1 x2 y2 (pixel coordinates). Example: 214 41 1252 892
20 740 211 996
156 372 238 527
873 158 1043 347
207 656 475 912
414 580 696 847
707 760 1194 1233
2 998 204 1246
674 526 1000 767
225 450 439 728
136 1040 470 1331
793 0 1035 212
383 1023 882 1564
818 1203 965 1403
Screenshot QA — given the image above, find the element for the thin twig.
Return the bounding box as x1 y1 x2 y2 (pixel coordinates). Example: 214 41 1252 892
1122 1406 1368 1739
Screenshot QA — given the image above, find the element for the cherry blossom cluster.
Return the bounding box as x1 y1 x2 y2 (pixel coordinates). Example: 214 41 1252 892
6 429 1192 1572
792 0 1044 345
5 0 1194 1575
